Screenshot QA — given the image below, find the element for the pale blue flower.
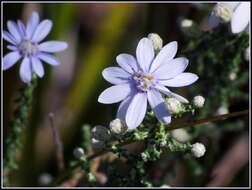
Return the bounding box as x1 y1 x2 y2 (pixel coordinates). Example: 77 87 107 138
98 37 198 129
2 11 68 83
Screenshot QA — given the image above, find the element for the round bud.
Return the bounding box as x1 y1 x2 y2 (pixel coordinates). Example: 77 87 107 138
92 125 110 141
73 147 85 159
171 128 191 143
166 98 183 114
180 18 193 28
109 118 128 135
191 142 206 158
193 95 205 108
213 3 233 23
92 138 105 150
148 33 163 52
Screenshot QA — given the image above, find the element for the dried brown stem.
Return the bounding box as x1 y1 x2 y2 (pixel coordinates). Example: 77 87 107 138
49 113 65 172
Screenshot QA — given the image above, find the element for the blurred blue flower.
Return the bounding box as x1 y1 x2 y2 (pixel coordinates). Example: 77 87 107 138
98 37 198 129
3 11 68 83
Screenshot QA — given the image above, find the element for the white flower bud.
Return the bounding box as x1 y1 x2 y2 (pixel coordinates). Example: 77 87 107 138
141 152 148 162
38 173 53 186
73 147 85 159
109 118 128 135
216 106 229 115
191 142 206 158
92 138 105 150
244 46 250 61
180 18 193 28
193 95 205 108
212 3 233 23
229 72 237 81
171 128 191 143
166 98 183 114
148 33 163 52
92 125 110 141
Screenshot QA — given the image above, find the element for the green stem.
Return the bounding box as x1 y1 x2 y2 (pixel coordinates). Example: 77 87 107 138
3 76 38 186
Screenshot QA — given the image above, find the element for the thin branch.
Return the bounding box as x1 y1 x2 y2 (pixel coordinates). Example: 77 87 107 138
52 109 249 186
49 113 65 172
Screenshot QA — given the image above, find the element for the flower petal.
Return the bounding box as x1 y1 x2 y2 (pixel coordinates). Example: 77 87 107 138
19 57 32 83
98 83 132 104
7 21 22 43
17 20 26 38
117 95 134 121
32 20 53 42
7 45 18 51
3 51 21 70
38 41 68 52
147 90 171 124
208 13 220 29
116 53 138 74
153 57 189 80
136 38 154 72
102 67 131 85
155 84 189 103
231 2 250 33
126 92 147 129
150 41 178 73
37 53 60 66
3 31 17 45
26 11 40 39
31 56 44 78
160 73 199 87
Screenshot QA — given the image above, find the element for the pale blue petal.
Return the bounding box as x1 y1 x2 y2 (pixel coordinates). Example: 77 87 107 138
26 11 40 39
117 95 134 121
19 57 32 83
7 21 22 43
32 20 52 42
126 92 147 129
160 73 199 87
3 51 21 70
155 84 189 103
38 41 68 52
136 38 154 72
208 13 220 29
102 67 131 85
7 45 18 51
150 41 178 73
153 57 189 80
31 56 44 78
147 90 171 124
231 2 250 33
37 53 60 66
98 83 132 104
3 31 17 45
116 53 138 74
17 20 26 38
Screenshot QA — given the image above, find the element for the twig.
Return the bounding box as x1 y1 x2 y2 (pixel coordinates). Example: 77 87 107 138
51 109 249 186
49 113 65 172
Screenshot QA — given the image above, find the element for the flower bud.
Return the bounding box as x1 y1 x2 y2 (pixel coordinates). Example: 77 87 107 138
92 138 105 150
171 128 191 143
166 97 183 114
38 173 53 186
148 33 163 52
216 106 229 115
92 125 110 141
161 184 171 188
212 3 233 23
180 18 193 28
109 118 128 135
192 95 205 108
229 72 237 81
191 142 206 158
73 147 85 159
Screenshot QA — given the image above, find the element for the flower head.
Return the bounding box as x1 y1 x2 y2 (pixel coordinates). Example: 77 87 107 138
208 2 250 34
98 37 198 129
3 11 68 83
192 95 205 108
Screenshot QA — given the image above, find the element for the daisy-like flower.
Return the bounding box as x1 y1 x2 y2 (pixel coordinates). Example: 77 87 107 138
3 11 68 83
98 37 198 129
208 2 250 34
